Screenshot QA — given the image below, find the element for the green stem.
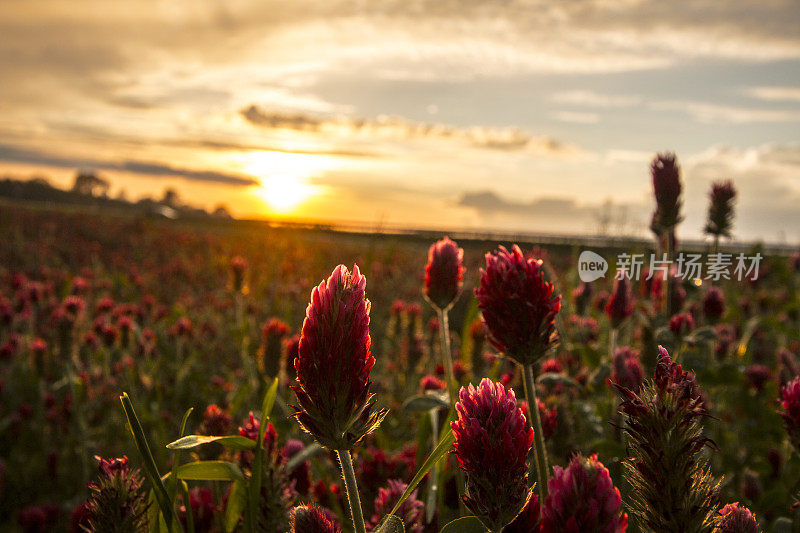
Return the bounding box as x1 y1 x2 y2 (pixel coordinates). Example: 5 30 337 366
426 408 439 524
437 307 456 402
608 327 618 362
522 363 549 502
665 231 673 317
337 449 367 533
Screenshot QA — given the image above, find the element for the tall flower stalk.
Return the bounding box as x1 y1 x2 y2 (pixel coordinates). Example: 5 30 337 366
704 180 737 255
475 245 561 501
651 153 683 317
291 265 387 533
615 346 721 532
422 236 465 520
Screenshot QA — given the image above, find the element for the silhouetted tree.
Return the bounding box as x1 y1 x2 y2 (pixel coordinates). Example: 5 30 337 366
72 170 109 197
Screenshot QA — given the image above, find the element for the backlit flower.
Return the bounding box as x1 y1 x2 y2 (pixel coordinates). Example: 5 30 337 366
475 245 561 365
424 237 465 310
451 378 534 531
292 265 387 450
540 454 627 533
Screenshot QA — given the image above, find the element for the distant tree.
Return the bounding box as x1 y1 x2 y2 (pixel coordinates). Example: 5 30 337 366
161 188 180 207
72 170 110 197
212 204 232 218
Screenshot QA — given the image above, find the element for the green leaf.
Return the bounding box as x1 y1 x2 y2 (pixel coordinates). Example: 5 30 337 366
285 442 325 472
686 325 717 344
402 394 450 413
374 514 405 533
224 479 247 533
167 435 257 451
119 393 177 529
439 516 488 533
260 377 280 426
176 461 245 482
390 428 454 517
537 372 582 389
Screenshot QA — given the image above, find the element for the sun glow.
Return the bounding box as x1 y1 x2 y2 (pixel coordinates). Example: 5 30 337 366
237 151 329 214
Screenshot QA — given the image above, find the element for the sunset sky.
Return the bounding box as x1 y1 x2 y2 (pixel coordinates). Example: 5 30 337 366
1 1 799 242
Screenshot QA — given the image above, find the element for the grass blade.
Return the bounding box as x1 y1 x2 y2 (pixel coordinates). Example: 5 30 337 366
119 392 176 530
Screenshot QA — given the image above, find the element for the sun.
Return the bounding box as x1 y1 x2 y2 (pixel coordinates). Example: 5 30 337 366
237 151 328 214
252 174 317 213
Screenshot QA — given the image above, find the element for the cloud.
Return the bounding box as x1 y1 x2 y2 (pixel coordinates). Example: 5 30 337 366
744 86 800 102
456 189 648 235
551 90 642 108
550 111 601 124
0 143 258 186
652 101 800 124
240 105 570 153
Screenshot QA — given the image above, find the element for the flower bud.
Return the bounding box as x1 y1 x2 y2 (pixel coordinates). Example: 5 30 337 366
716 502 760 533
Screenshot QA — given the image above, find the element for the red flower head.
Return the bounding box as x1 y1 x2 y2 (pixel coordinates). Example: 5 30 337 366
420 375 447 392
451 378 534 531
540 454 627 533
612 347 643 391
744 365 773 393
260 317 290 377
424 236 465 310
230 255 248 293
475 245 561 365
292 265 387 450
705 180 737 239
239 412 277 452
369 479 424 533
504 494 541 533
606 273 634 329
703 287 725 323
85 456 147 532
717 503 759 533
520 400 558 439
651 152 683 231
669 312 694 338
199 404 233 436
289 504 341 533
779 376 800 453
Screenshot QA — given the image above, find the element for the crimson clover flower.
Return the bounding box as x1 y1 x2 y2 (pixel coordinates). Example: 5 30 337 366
424 236 465 311
451 378 534 531
475 245 561 365
292 265 387 450
540 453 628 533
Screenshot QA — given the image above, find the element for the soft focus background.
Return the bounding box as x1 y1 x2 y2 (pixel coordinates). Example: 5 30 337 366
1 0 799 241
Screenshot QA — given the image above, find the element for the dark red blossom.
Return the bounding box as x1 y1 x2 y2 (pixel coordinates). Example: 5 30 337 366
779 376 800 453
705 180 737 239
717 502 759 533
424 236 465 310
200 404 233 436
475 245 561 365
451 378 534 531
540 454 627 533
611 347 643 391
606 273 634 329
703 287 726 323
651 152 683 231
369 479 424 533
292 265 387 450
290 504 341 533
669 312 694 337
